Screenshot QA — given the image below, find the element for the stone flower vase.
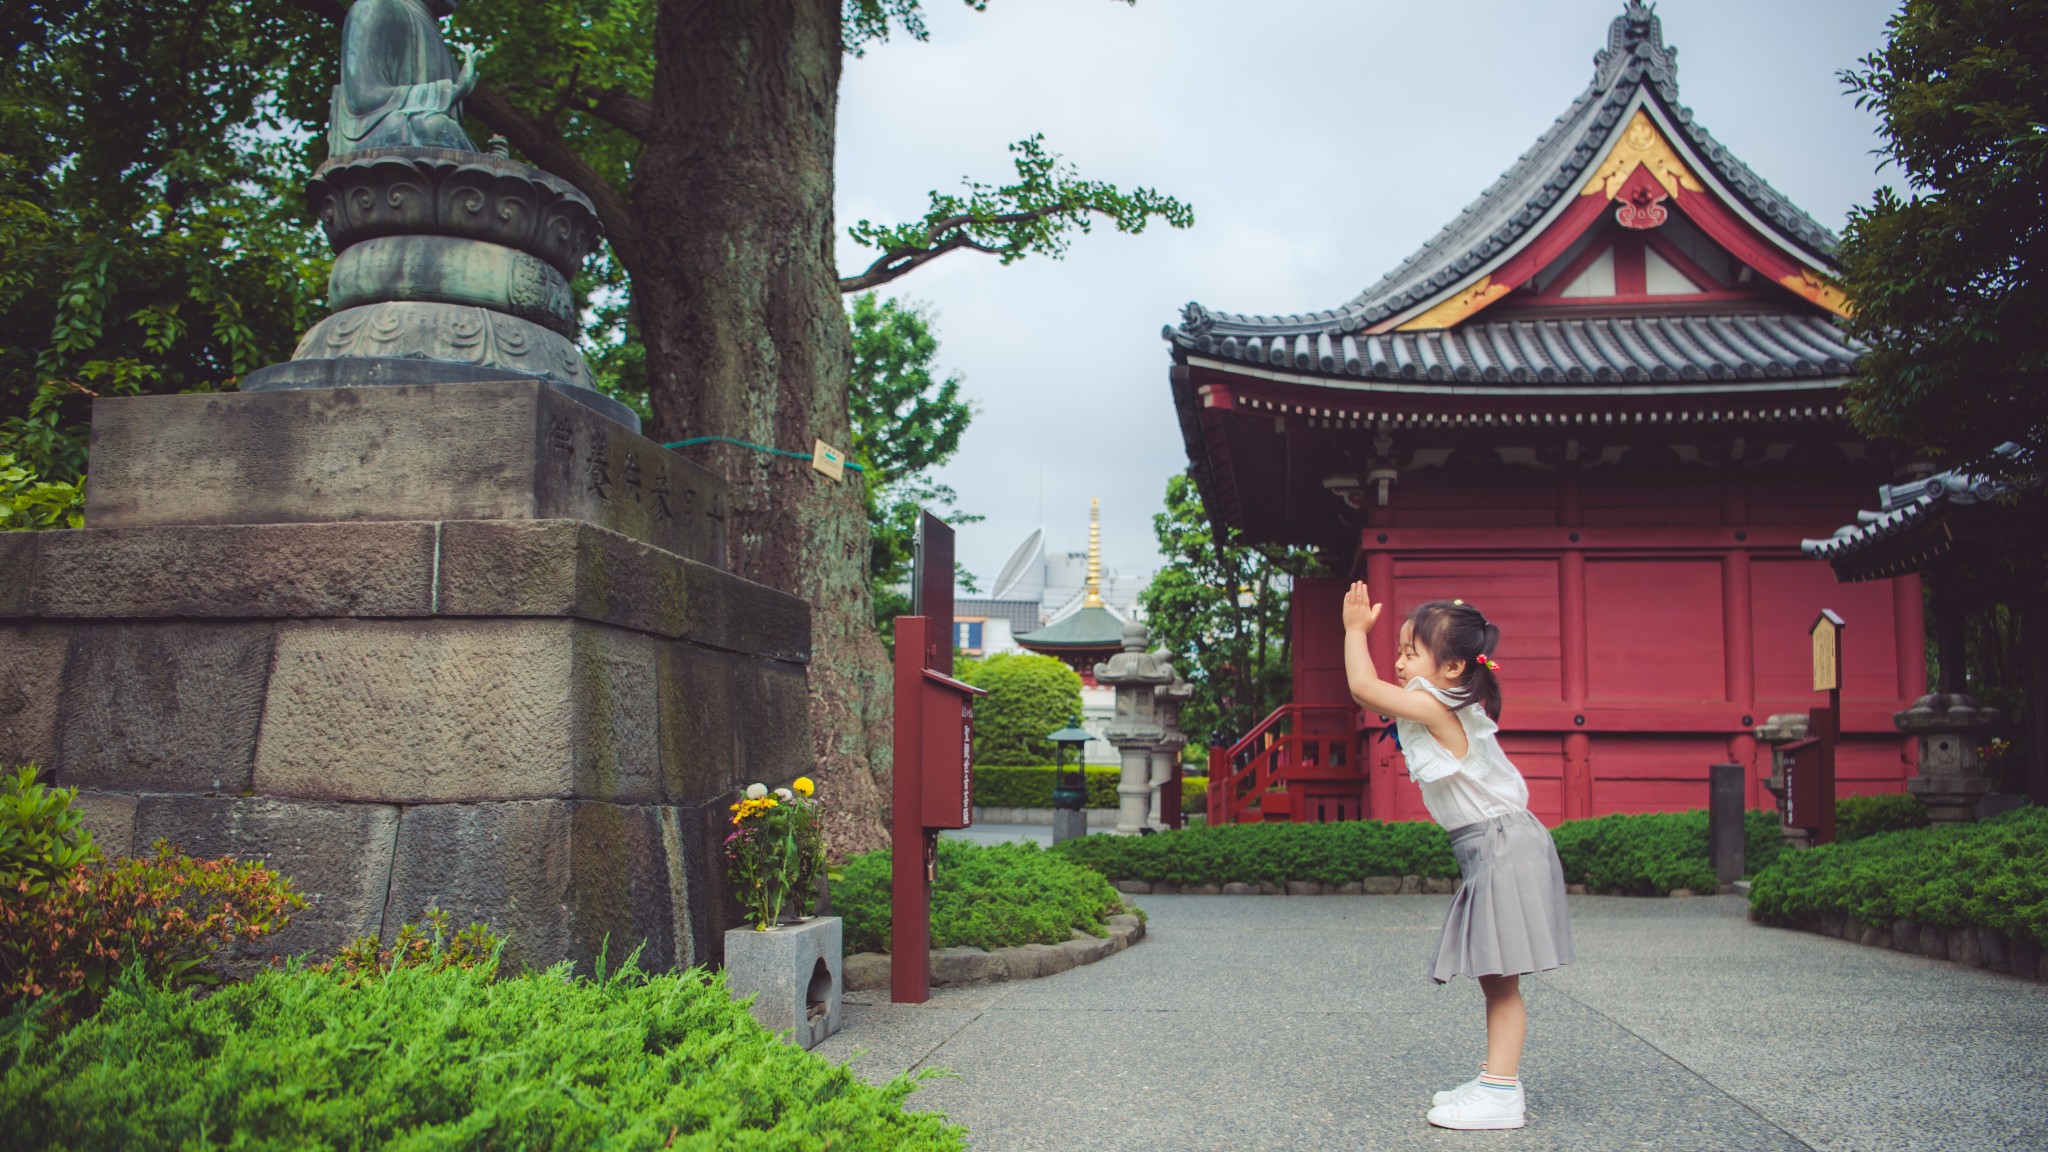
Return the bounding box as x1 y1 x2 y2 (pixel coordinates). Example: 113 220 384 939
724 916 843 1050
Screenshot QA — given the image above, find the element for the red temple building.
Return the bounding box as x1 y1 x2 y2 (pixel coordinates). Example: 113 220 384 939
1169 4 1925 826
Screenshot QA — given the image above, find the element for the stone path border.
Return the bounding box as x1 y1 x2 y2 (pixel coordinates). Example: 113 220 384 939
841 912 1144 991
1109 877 1726 897
1767 913 2047 981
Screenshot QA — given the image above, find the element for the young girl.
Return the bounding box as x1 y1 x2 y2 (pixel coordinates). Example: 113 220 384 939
1341 583 1573 1131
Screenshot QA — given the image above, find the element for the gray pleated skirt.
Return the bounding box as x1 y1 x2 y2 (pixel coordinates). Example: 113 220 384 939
1429 809 1574 984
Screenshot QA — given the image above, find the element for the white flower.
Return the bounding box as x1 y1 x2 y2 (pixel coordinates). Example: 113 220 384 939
744 783 767 800
774 787 794 802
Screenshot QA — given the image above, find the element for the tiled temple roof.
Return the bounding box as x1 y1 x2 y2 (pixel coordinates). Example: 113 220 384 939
1803 447 2022 578
1165 3 1841 348
1183 312 1857 385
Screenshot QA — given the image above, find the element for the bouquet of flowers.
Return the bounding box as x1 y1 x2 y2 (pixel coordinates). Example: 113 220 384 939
725 776 827 930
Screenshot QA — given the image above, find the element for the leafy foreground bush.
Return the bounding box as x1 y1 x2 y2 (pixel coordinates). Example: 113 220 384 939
1835 791 1931 841
1051 819 1459 887
1548 809 1787 895
1 957 965 1151
834 839 1125 954
0 767 302 1014
972 765 1206 815
1748 806 2048 946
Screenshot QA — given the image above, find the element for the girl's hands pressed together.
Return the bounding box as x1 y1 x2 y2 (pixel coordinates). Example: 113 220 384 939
1343 581 1383 635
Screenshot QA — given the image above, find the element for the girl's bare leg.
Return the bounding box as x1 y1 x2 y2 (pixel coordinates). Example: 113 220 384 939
1478 974 1526 1077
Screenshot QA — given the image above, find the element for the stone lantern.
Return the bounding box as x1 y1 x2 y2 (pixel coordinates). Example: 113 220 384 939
1753 713 1814 848
1094 621 1174 835
1150 674 1194 829
1899 693 2000 822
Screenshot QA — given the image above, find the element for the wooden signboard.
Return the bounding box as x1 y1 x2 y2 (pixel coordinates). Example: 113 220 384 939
1811 609 1844 693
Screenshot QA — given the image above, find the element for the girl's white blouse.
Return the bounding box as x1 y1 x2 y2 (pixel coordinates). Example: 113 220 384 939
1395 676 1531 831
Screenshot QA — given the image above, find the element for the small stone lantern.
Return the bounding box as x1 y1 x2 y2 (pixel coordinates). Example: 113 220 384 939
1899 694 2001 822
1753 713 1814 848
1047 716 1094 844
1094 621 1174 835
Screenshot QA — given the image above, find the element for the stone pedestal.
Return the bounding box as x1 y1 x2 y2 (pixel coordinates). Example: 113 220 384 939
723 917 843 1049
1897 693 2000 823
1753 713 1814 849
0 382 809 974
1149 676 1192 830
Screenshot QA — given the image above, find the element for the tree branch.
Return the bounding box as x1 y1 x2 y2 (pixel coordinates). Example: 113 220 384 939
466 83 641 278
580 86 652 140
837 206 1061 294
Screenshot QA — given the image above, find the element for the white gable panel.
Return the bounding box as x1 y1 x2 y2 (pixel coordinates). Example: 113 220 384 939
1558 247 1616 298
1645 246 1704 295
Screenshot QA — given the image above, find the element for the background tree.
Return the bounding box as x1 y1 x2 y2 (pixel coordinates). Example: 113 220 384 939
1836 0 2048 480
955 653 1084 767
1 0 1193 853
1141 472 1323 750
847 293 978 637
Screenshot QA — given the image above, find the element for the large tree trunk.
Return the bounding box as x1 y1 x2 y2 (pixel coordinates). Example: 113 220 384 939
635 0 891 856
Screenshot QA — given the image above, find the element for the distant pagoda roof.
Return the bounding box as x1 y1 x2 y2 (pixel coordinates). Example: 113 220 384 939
1016 605 1127 652
1165 1 1852 378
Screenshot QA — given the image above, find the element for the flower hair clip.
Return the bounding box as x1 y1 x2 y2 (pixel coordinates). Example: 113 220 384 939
1476 654 1501 672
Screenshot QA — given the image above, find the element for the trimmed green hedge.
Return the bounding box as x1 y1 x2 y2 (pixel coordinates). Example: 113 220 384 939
1547 809 1786 895
1 958 964 1150
1052 808 1814 895
973 765 1208 816
1836 792 1931 841
1748 806 2048 946
1050 820 1459 887
833 839 1126 954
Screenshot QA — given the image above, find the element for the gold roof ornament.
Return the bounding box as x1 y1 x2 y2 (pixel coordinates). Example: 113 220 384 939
1084 497 1105 608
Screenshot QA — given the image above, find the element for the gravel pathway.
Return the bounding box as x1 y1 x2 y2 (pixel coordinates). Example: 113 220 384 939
814 893 2048 1151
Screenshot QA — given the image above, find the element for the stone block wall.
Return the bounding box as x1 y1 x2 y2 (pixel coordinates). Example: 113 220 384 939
0 515 808 974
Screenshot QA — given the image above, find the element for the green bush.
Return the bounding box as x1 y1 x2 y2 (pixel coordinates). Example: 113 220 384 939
1051 808 1790 894
0 956 964 1151
833 839 1125 954
1748 806 2048 945
1548 809 1787 895
0 455 85 532
956 653 1083 766
1050 819 1459 886
1836 791 1931 841
0 766 100 893
974 764 1119 808
973 765 1207 815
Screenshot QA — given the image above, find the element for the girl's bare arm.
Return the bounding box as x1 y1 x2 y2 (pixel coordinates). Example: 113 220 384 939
1342 583 1468 749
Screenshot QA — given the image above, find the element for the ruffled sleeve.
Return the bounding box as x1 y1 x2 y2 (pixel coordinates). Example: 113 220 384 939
1397 678 1496 785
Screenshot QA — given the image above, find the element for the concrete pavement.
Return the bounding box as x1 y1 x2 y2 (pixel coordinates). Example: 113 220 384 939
814 894 2048 1151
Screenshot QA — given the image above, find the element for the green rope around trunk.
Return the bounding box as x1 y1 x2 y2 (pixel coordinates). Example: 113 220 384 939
661 435 865 472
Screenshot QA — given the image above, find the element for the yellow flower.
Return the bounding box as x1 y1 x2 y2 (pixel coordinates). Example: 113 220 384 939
793 777 815 797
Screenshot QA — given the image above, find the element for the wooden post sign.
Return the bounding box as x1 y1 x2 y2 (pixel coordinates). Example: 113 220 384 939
1787 610 1845 846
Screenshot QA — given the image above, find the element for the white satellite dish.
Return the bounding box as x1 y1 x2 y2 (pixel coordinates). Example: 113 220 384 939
989 527 1044 601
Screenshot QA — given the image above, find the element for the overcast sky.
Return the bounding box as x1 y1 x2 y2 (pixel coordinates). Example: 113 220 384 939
832 0 1905 593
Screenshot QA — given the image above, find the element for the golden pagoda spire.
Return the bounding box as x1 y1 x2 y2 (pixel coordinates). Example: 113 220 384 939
1084 497 1105 608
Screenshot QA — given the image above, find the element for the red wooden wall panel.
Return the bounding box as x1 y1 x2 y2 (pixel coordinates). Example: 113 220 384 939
1750 557 1904 707
1584 559 1726 701
1290 577 1352 707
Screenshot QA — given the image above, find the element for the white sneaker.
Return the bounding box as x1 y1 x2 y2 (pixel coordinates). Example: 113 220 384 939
1426 1083 1525 1130
1432 1075 1484 1107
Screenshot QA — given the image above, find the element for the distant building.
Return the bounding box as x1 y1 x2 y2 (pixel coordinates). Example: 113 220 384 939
955 499 1149 764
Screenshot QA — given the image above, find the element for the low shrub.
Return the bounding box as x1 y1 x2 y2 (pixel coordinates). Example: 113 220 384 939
973 765 1207 815
833 839 1125 954
1747 806 2048 945
1548 809 1786 895
320 908 505 983
1050 820 1459 887
0 768 303 1014
0 955 965 1150
1836 791 1931 841
973 764 1120 808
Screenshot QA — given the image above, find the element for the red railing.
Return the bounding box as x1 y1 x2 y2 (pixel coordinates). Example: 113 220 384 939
1206 704 1368 825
